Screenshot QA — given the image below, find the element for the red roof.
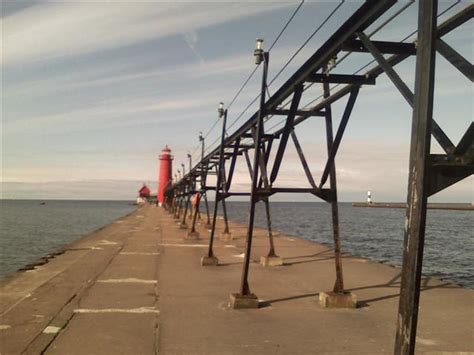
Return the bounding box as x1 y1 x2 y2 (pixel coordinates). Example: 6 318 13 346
139 184 151 197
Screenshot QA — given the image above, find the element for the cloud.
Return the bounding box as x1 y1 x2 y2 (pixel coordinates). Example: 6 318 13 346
1 2 291 66
3 42 306 100
183 30 204 64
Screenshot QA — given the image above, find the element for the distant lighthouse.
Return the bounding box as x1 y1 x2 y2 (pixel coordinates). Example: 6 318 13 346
367 190 372 204
158 145 173 206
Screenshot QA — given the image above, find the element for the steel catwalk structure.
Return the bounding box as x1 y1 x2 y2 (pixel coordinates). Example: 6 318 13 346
164 1 473 354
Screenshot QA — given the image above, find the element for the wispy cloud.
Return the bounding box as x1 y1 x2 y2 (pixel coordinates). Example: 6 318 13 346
2 2 291 66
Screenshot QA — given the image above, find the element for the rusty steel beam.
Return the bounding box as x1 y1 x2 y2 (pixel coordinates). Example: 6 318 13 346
342 39 416 55
306 73 376 85
394 1 437 353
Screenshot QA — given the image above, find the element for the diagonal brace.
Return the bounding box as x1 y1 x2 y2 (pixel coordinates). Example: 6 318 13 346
357 31 455 154
319 87 360 188
270 84 304 184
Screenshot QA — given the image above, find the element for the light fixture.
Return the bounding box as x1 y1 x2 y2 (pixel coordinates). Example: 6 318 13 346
187 153 191 159
199 131 203 141
326 55 338 73
254 38 264 65
218 102 224 118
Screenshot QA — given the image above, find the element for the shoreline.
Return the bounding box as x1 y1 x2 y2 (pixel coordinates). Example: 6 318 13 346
352 202 474 210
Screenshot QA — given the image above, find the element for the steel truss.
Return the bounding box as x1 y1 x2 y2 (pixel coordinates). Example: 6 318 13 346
165 1 473 354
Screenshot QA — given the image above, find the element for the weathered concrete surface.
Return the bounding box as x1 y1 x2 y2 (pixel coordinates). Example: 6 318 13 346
0 205 472 354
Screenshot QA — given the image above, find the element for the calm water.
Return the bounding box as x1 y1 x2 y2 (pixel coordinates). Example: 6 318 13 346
0 200 472 288
0 200 136 278
211 202 473 288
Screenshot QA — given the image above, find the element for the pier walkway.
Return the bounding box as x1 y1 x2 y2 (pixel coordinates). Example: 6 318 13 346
0 205 472 354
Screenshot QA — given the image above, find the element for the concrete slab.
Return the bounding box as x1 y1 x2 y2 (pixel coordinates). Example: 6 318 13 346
229 293 260 309
201 256 219 266
319 291 358 308
260 255 283 267
45 313 158 355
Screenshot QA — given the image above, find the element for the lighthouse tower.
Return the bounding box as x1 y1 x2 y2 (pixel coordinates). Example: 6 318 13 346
157 145 173 206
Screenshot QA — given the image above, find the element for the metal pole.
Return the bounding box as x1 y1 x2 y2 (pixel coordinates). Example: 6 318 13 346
201 141 211 228
190 186 200 234
206 107 228 259
239 50 269 295
264 198 276 257
181 180 191 227
220 166 231 235
323 66 345 293
395 1 437 354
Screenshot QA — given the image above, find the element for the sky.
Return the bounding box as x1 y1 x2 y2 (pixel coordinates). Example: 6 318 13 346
1 0 472 202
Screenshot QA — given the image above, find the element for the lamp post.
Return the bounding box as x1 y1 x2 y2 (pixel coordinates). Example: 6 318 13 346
187 153 192 173
201 101 228 266
231 38 269 307
179 160 192 228
199 132 204 158
198 132 212 228
187 152 194 221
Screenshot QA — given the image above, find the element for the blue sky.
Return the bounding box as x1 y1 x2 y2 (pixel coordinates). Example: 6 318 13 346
1 1 472 202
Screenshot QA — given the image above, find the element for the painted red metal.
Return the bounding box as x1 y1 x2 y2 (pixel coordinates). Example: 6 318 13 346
139 184 151 198
157 145 173 206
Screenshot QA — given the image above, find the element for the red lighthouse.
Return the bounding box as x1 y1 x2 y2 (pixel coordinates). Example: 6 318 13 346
157 145 173 206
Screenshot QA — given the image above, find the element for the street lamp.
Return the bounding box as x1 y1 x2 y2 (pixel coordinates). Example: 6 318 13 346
203 101 229 265
236 37 270 300
218 102 225 118
199 131 204 160
187 152 192 173
254 38 264 65
325 55 338 74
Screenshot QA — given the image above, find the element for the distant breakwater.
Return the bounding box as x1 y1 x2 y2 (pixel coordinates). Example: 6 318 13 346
352 202 473 211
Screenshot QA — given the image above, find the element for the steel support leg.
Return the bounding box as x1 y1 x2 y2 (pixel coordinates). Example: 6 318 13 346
187 192 200 239
323 76 345 293
203 108 228 265
180 193 191 228
221 195 230 234
203 193 212 228
264 198 276 257
238 52 269 297
394 1 437 354
175 197 182 219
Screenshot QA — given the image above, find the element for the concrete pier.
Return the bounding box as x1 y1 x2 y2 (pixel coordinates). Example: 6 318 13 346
0 205 472 354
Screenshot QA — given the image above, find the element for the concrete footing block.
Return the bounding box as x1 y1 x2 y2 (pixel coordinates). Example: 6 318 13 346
201 256 219 266
229 293 259 309
186 231 200 240
260 255 283 267
204 223 212 230
178 223 188 229
219 232 233 241
319 291 357 308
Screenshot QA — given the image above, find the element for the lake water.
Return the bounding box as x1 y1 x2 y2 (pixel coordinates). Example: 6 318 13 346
211 201 473 288
0 200 472 288
0 200 136 278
